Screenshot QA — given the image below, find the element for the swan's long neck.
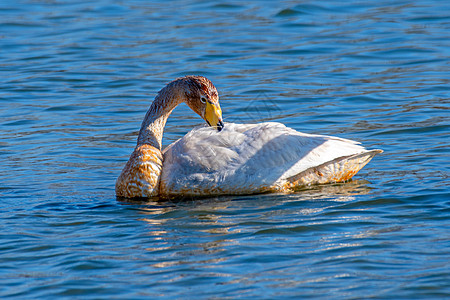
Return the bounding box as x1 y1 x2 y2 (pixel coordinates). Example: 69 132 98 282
115 82 184 198
137 82 183 150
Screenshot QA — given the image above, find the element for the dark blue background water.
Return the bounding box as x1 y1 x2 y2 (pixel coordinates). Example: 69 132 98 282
1 0 449 298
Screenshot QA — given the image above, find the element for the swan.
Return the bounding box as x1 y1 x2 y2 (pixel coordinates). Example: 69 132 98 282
116 75 382 198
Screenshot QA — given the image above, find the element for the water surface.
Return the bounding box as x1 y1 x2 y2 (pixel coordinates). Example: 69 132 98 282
1 0 449 298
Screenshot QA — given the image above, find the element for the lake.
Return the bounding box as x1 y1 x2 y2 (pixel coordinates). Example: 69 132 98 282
1 0 449 298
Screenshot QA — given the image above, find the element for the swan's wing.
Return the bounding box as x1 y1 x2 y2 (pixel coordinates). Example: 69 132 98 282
160 122 373 195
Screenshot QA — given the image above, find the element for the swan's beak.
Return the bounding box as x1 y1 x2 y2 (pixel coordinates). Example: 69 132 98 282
205 101 224 132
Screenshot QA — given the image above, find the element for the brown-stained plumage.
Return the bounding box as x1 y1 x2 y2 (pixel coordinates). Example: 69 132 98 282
115 144 163 198
115 76 223 198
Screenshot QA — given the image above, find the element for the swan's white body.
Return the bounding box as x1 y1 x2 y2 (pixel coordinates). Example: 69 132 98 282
160 122 381 196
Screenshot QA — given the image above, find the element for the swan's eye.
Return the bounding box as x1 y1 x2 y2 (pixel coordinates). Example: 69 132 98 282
200 96 207 104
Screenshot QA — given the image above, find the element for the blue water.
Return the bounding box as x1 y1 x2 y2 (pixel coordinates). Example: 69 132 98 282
1 0 449 298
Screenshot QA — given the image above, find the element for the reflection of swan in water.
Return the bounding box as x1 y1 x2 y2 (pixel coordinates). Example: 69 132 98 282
115 76 382 198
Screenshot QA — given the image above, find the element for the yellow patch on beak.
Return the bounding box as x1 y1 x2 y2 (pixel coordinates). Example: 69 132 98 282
205 101 224 131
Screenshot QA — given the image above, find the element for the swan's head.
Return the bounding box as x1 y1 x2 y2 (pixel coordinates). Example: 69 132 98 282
182 75 224 132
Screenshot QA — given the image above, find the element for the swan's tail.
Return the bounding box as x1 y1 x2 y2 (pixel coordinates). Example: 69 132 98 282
283 149 383 190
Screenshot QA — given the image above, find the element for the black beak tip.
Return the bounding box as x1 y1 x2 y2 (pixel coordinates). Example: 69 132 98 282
217 120 224 132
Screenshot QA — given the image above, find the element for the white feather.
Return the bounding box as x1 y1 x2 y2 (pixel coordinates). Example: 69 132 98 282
160 122 375 195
